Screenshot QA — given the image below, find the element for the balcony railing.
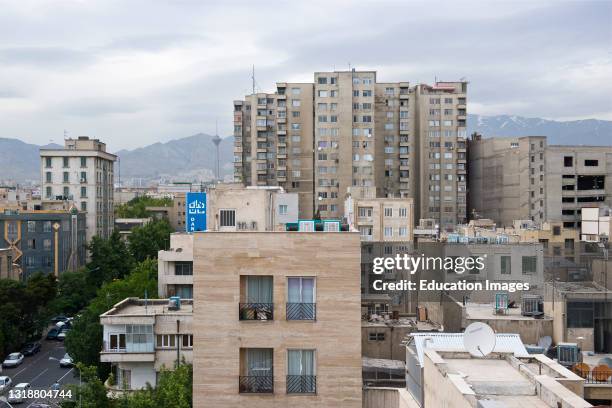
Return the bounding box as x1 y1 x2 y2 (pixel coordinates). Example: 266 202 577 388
239 375 274 393
287 375 316 394
574 368 612 384
286 303 316 321
239 303 274 321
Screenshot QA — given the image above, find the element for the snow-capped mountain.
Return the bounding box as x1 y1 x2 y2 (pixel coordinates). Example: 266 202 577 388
467 114 611 145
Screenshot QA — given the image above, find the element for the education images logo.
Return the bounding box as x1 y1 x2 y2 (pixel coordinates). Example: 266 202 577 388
371 253 530 292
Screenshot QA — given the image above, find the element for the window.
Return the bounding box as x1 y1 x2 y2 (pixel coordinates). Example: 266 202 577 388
564 156 573 167
399 227 408 237
43 221 52 232
219 209 236 228
291 88 301 95
553 226 561 235
156 334 176 348
63 172 69 183
368 332 385 341
567 301 595 328
358 207 373 217
46 186 52 198
63 186 69 197
175 261 193 276
277 204 289 216
299 220 315 231
80 157 87 167
399 207 407 218
27 221 36 232
287 350 316 393
318 90 328 98
384 208 393 217
240 348 273 393
45 172 52 182
317 77 327 84
43 239 51 251
108 333 126 351
384 227 393 237
584 159 598 166
522 256 537 274
500 256 511 275
45 157 52 168
80 187 87 198
81 201 87 211
27 238 36 249
292 100 301 107
80 171 87 182
63 157 69 168
287 277 315 320
181 334 193 348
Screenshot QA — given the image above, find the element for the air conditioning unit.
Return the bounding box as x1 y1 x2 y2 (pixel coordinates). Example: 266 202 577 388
557 343 580 367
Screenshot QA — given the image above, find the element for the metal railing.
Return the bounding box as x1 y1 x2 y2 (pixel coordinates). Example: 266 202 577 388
574 369 612 384
239 375 274 393
239 303 274 321
286 303 316 321
286 375 316 394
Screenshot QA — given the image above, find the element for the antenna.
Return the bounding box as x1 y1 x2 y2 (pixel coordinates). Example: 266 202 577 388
463 322 496 357
251 65 255 95
212 119 222 181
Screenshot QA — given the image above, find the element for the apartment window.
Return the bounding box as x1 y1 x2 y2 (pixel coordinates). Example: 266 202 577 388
565 239 575 250
317 77 327 84
46 187 52 198
564 156 573 167
279 204 288 215
443 120 453 126
317 103 327 110
522 256 537 274
584 159 598 166
43 239 51 251
384 227 393 237
175 261 193 276
318 115 327 122
45 157 52 168
358 207 373 217
63 186 69 197
292 111 300 117
500 256 511 275
81 201 87 211
291 88 301 95
287 350 316 394
240 276 273 320
181 334 193 348
362 90 372 97
287 277 315 320
80 157 87 167
63 172 69 183
108 333 126 351
63 157 69 168
156 334 176 348
80 171 87 182
239 348 273 393
384 207 393 217
219 209 236 227
399 227 408 237
399 207 407 218
318 90 328 98
80 187 87 198
292 100 301 107
46 172 52 182
42 221 52 232
368 332 385 341
27 238 36 249
553 226 561 236
291 123 301 130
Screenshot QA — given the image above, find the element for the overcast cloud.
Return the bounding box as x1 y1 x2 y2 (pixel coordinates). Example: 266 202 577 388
0 0 610 151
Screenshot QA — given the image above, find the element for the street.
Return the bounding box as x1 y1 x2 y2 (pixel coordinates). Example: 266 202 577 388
0 339 79 406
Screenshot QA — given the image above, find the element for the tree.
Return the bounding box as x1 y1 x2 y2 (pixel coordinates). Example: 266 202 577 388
65 259 158 377
88 230 134 287
115 196 172 219
118 364 193 408
60 364 112 408
128 219 173 262
49 268 96 315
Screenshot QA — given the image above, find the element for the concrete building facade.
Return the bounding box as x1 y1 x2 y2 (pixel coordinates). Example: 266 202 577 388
234 71 467 230
40 137 117 243
469 135 612 228
192 232 362 408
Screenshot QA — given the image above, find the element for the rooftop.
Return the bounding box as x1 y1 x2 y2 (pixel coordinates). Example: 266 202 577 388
101 298 193 317
548 280 612 294
465 303 552 321
362 317 441 331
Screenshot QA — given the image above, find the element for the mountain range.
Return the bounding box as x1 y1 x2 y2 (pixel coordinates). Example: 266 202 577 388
1 114 610 183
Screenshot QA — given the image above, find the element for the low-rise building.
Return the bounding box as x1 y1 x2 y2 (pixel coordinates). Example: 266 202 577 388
0 206 86 278
362 318 440 361
193 231 362 407
114 218 150 240
99 298 193 393
158 233 194 298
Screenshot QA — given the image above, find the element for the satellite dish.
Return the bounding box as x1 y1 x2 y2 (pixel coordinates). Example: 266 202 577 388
463 322 496 357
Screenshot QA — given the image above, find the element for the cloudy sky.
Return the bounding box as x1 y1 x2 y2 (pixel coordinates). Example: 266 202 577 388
1 0 610 151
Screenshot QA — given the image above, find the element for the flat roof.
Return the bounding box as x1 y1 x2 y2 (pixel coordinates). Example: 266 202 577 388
101 298 193 317
362 318 441 331
465 303 552 321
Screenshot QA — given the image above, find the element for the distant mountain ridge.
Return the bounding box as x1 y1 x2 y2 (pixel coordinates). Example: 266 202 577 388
467 114 612 145
1 115 610 183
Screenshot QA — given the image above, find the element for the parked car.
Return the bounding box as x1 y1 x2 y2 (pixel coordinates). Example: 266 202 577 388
29 404 51 408
57 328 70 341
46 328 60 340
2 353 24 368
21 342 41 356
0 375 12 393
50 315 68 323
59 353 74 368
7 382 30 403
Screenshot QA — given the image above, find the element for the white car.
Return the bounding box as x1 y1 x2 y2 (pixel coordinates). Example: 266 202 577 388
2 353 24 368
59 353 74 368
8 382 30 403
0 375 12 393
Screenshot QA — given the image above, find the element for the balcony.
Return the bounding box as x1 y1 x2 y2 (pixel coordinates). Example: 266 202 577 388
239 303 274 321
239 375 274 393
287 375 316 394
286 303 316 321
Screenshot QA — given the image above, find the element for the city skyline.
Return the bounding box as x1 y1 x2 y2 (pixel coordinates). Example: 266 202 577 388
0 0 611 151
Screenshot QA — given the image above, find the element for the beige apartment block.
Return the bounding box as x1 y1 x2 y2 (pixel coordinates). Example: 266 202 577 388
234 71 467 229
469 135 612 229
0 247 17 280
40 136 116 242
192 232 362 408
344 187 414 242
99 298 193 393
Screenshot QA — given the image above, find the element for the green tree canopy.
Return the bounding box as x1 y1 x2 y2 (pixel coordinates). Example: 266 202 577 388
128 219 173 262
115 196 172 219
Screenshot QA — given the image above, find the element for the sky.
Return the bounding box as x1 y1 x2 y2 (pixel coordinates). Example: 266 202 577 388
0 0 611 151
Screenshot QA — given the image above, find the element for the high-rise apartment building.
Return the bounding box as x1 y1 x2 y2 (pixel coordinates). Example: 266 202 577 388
234 71 467 230
40 136 117 242
469 135 612 228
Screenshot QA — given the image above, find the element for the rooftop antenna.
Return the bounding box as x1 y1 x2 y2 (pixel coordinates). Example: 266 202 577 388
212 119 222 181
63 129 68 140
251 65 255 95
464 322 496 357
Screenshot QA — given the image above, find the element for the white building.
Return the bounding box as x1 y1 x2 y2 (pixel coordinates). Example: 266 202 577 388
100 298 193 392
40 137 116 242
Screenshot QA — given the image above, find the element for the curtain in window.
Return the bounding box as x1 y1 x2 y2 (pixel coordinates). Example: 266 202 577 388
288 350 314 376
288 278 300 303
247 276 272 303
288 278 314 303
247 349 272 376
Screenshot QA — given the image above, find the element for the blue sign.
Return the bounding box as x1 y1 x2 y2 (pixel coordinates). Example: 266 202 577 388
186 192 207 232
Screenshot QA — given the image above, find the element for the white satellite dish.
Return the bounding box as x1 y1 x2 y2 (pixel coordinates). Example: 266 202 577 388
463 322 496 357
